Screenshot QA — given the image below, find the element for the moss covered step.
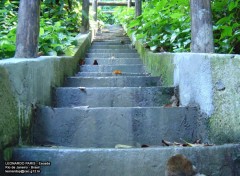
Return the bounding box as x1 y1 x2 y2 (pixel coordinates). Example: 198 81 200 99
76 72 151 77
54 87 174 107
88 49 137 53
12 144 240 176
64 76 162 87
84 58 142 65
33 106 199 147
80 65 146 73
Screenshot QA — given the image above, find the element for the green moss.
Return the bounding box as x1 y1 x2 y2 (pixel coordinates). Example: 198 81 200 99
3 147 13 161
135 41 174 86
209 56 240 144
0 67 18 150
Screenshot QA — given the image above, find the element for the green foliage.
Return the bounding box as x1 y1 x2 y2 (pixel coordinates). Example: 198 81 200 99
39 0 81 55
0 0 82 59
212 0 240 53
114 0 191 52
98 8 116 25
114 0 240 54
0 0 18 59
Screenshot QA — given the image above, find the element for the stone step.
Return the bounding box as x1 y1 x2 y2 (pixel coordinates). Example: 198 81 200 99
90 45 132 49
80 65 146 73
54 87 174 107
86 53 139 58
88 49 137 53
93 39 131 43
12 144 240 176
33 107 198 147
64 76 162 87
84 58 142 65
76 72 151 77
92 41 131 45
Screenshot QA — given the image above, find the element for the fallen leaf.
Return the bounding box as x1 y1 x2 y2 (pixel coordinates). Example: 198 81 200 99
113 70 122 75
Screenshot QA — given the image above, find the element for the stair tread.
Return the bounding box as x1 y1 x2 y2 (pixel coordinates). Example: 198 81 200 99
12 144 240 176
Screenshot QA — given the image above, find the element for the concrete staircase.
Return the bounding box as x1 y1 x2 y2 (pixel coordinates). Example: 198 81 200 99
11 25 240 176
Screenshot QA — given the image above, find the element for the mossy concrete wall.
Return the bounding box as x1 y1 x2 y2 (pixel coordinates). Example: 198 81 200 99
0 33 91 154
133 39 240 144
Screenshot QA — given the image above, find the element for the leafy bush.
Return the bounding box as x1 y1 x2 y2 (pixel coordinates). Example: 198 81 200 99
212 0 240 54
0 0 82 59
114 0 240 54
39 0 82 56
98 8 116 25
0 0 18 59
114 0 191 52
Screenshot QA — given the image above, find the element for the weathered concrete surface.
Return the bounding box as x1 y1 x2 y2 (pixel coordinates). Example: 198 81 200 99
87 52 139 58
80 65 146 73
209 55 240 144
34 107 199 147
65 76 162 87
0 33 91 151
88 49 137 53
84 58 142 65
54 87 173 107
131 37 240 144
91 44 131 49
76 72 150 77
12 144 240 176
133 40 175 86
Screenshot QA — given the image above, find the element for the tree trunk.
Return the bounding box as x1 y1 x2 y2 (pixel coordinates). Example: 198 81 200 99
15 0 41 58
81 0 89 33
92 0 98 21
135 0 142 17
190 0 214 53
67 0 72 10
127 0 132 7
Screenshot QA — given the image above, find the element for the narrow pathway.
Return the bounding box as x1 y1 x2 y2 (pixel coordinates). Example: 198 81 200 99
11 25 240 176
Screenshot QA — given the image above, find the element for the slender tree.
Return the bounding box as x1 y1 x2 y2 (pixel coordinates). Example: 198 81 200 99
92 0 98 21
15 0 41 58
127 0 132 7
135 0 142 17
190 0 214 53
82 0 89 33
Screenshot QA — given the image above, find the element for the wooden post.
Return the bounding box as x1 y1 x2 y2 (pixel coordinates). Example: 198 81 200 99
81 0 89 33
127 0 132 7
15 0 41 58
92 0 98 21
190 0 214 53
135 0 142 17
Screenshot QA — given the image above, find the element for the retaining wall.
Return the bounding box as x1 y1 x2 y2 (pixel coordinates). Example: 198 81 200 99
133 37 240 144
0 33 91 154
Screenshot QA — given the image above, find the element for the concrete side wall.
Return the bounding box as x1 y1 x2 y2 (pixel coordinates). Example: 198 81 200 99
133 38 240 144
0 33 91 151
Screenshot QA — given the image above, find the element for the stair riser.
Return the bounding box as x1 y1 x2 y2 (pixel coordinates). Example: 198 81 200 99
80 65 146 73
86 53 139 58
76 72 150 77
84 58 142 65
34 107 198 147
91 45 131 49
65 77 162 87
92 41 131 45
12 145 240 176
54 87 174 107
88 49 137 53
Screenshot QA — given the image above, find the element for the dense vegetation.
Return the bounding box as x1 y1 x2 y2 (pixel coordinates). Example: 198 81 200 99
0 0 82 59
0 0 239 59
114 0 240 54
